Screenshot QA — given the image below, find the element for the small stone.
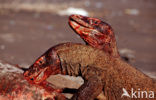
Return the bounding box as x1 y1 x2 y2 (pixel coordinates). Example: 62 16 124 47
33 13 40 18
95 2 103 9
119 48 135 62
0 45 5 50
46 25 53 30
124 9 139 15
9 20 16 25
84 1 90 7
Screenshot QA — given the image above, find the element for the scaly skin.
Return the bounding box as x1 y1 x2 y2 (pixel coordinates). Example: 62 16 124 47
24 43 156 100
24 15 155 99
69 15 119 57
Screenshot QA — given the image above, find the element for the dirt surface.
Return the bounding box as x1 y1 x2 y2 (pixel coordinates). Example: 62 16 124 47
0 0 156 78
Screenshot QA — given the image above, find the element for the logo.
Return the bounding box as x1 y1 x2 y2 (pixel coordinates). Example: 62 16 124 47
121 88 155 99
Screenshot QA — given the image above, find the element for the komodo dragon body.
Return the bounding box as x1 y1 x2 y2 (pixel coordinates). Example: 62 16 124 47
24 43 156 100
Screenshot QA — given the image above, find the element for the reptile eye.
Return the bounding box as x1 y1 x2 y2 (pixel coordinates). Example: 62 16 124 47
39 60 44 64
39 61 42 63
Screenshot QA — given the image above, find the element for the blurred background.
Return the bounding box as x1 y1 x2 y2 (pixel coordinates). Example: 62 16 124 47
0 0 156 78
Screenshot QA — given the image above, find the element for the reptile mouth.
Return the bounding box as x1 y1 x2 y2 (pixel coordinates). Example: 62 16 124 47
69 20 80 29
69 15 94 37
69 15 92 29
34 67 50 84
24 68 48 84
69 20 92 37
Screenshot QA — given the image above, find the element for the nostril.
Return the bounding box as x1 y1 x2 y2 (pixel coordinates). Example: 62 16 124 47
30 78 34 81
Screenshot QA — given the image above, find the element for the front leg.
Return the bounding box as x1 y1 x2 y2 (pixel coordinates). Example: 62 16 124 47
62 65 106 100
71 76 103 100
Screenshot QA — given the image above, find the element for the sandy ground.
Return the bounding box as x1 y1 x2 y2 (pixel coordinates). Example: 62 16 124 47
0 0 156 78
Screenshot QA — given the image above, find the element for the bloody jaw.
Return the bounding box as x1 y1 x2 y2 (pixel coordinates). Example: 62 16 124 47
69 14 119 57
23 49 61 84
